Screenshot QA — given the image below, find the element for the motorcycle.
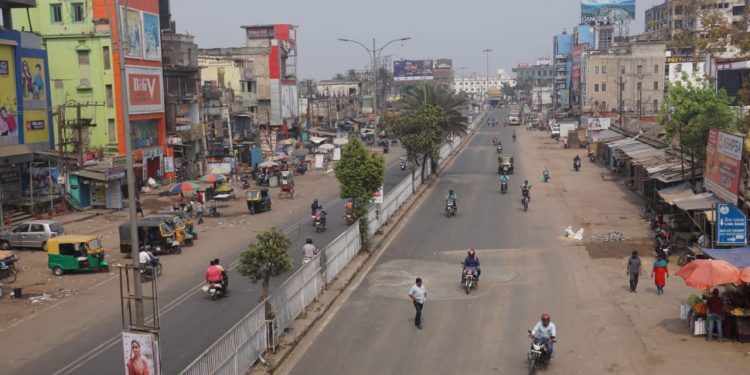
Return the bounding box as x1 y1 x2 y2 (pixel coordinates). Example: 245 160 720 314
206 281 225 300
314 216 327 233
655 236 671 259
295 163 307 176
140 257 162 283
527 331 554 374
542 171 550 183
573 160 581 172
461 266 477 294
0 254 19 284
522 195 530 212
496 144 503 153
500 181 508 194
343 211 356 226
445 201 457 218
240 175 251 189
588 151 596 162
400 161 407 170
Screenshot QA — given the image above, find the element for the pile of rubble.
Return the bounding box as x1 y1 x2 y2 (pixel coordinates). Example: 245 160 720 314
596 230 631 242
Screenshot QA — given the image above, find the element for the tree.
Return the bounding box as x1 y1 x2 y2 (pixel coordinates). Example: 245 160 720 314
658 80 736 180
335 137 386 248
392 105 447 181
236 228 294 316
333 73 345 81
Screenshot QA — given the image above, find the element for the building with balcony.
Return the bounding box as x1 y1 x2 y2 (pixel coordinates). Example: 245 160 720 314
433 58 454 87
553 31 574 112
512 58 554 87
453 70 515 98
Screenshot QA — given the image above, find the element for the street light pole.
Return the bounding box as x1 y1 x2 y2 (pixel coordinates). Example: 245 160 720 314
483 49 492 104
338 37 410 125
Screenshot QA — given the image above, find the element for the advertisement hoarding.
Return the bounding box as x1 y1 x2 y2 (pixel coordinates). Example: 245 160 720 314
122 331 160 375
583 116 611 130
705 129 743 203
581 0 636 24
126 66 164 114
393 60 434 81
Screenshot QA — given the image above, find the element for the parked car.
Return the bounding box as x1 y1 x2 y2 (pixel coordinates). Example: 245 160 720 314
0 220 65 251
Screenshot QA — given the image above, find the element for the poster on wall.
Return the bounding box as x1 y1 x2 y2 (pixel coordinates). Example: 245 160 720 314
0 45 19 145
20 57 46 110
23 110 50 143
126 66 164 114
130 120 159 149
22 166 62 196
142 12 161 60
122 331 160 375
584 117 611 130
123 9 143 58
705 128 743 203
163 156 174 173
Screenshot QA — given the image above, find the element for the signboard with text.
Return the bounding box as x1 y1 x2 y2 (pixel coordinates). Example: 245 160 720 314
393 60 434 81
126 66 164 114
705 129 743 203
581 0 635 24
716 203 747 245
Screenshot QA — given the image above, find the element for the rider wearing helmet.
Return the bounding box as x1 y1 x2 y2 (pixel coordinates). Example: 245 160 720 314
462 247 481 284
302 237 319 263
446 189 458 211
531 313 557 356
521 179 532 200
311 199 322 216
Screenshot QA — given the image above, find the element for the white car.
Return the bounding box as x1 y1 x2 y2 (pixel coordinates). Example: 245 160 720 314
0 220 65 251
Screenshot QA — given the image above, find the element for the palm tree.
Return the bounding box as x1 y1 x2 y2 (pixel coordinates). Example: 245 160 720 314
400 82 469 136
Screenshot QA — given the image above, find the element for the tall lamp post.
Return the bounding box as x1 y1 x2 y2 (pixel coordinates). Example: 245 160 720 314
482 49 492 105
337 37 411 125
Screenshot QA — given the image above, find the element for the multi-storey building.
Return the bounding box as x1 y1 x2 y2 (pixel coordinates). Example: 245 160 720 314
433 58 454 87
453 70 515 98
512 58 554 87
582 42 667 118
553 31 573 112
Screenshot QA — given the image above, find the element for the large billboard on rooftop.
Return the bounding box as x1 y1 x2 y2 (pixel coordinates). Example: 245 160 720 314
581 0 635 24
393 60 433 81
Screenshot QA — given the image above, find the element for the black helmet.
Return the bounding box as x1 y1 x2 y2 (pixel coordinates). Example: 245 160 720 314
449 189 454 195
313 199 318 204
524 179 529 185
306 237 313 244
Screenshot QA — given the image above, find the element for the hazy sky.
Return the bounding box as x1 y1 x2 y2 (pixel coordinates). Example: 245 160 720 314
172 0 662 80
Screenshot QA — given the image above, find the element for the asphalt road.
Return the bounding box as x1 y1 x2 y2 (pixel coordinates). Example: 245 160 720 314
285 109 589 375
10 144 417 375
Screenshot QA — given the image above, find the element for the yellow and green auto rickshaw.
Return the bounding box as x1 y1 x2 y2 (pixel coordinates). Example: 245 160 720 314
147 214 193 247
119 219 180 255
246 188 272 215
47 235 109 276
159 210 198 240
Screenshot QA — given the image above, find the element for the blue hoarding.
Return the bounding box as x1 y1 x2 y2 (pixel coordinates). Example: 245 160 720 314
581 0 636 24
716 203 748 245
393 60 433 81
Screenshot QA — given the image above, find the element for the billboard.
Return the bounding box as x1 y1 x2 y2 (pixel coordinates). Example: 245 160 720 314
705 129 743 203
122 331 160 375
583 116 611 130
393 60 433 81
581 0 636 24
0 45 19 145
126 66 164 114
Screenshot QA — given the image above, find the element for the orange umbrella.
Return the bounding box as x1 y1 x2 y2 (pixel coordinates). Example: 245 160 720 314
741 267 750 283
675 259 741 290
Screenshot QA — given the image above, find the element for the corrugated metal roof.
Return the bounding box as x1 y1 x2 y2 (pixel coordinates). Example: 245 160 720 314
674 192 720 211
657 182 694 203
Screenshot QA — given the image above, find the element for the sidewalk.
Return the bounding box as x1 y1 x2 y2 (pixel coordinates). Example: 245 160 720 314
0 145 404 325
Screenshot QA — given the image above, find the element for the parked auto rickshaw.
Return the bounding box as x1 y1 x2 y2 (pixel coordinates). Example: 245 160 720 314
247 188 272 215
47 235 109 276
279 171 295 199
159 210 198 240
498 154 514 175
148 214 193 247
119 219 180 256
214 181 236 199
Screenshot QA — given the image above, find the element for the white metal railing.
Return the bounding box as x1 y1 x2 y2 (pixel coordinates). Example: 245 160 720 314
180 111 487 375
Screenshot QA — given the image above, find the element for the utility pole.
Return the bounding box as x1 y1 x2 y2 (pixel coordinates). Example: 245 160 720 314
483 49 492 105
112 0 145 328
615 72 626 127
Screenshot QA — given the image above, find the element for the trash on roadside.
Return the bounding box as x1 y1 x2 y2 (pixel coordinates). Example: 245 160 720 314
595 230 631 242
28 293 55 303
563 226 584 241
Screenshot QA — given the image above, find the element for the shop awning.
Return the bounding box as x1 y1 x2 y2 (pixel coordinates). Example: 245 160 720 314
702 247 750 269
0 144 33 159
673 192 720 211
72 170 108 182
657 183 694 203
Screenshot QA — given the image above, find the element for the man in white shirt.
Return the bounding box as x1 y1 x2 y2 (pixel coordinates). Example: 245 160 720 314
530 313 556 356
408 277 426 329
302 237 318 263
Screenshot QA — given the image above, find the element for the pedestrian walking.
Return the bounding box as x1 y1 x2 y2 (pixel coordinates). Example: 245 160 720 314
627 251 642 292
408 277 426 329
135 198 144 218
195 201 204 224
705 288 724 342
651 255 669 295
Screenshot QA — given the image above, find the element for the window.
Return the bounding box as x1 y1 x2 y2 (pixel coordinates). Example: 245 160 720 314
637 65 643 74
594 84 599 92
601 65 607 74
72 3 85 22
102 46 111 70
654 64 659 74
105 84 113 107
78 51 90 86
653 81 659 90
653 99 659 111
51 4 63 23
601 101 607 110
78 50 89 65
595 66 600 74
108 119 117 143
12 224 29 233
601 83 607 92
637 82 642 90
29 224 44 233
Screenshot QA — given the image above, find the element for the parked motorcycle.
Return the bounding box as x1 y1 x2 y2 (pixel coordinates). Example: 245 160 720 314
500 181 508 194
0 253 19 284
655 236 671 259
461 266 477 294
677 247 696 266
445 201 457 218
588 151 596 162
527 331 554 375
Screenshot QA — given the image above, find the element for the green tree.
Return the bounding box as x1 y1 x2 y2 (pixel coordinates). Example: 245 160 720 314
400 82 468 137
333 73 346 81
335 137 386 249
658 81 736 179
393 105 447 181
236 228 294 316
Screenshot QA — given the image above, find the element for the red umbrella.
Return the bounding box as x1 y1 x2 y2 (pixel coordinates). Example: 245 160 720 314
741 266 750 284
675 259 741 290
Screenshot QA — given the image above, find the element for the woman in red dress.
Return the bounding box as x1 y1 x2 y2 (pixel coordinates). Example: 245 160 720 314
651 255 669 295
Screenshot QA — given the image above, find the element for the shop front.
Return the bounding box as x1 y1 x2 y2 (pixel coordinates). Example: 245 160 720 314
68 166 126 209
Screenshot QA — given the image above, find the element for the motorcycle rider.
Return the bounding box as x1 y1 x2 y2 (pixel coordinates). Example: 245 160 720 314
205 260 223 288
521 180 532 201
462 248 481 285
345 199 354 213
542 166 551 182
138 247 157 269
512 130 517 142
213 258 228 290
500 174 510 192
311 199 322 216
573 155 581 170
446 189 458 211
302 237 319 263
530 313 557 357
315 207 328 228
